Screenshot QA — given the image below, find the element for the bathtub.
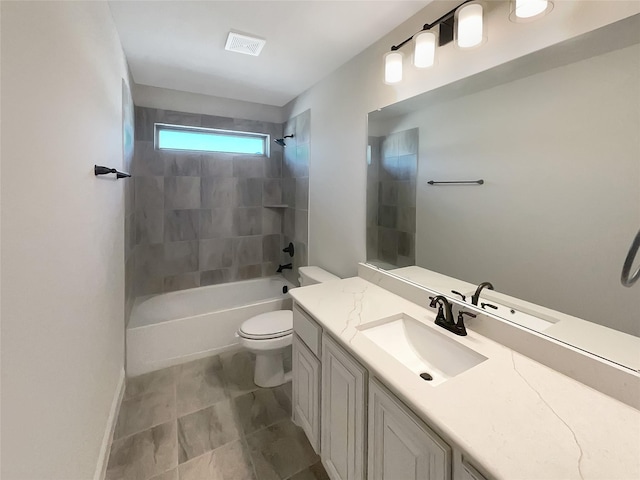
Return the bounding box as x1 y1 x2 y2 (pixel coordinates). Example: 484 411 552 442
126 276 294 376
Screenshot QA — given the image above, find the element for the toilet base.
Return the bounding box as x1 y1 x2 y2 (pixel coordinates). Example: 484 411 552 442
254 351 291 388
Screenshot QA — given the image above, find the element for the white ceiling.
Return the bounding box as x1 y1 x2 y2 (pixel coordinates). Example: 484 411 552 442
108 1 431 107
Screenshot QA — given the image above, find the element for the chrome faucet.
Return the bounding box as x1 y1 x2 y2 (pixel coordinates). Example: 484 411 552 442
471 281 494 306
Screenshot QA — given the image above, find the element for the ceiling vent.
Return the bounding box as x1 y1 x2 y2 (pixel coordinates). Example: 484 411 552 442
225 32 266 57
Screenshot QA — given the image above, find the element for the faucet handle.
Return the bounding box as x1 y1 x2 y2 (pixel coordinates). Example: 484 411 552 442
451 290 466 301
455 311 476 336
481 302 498 310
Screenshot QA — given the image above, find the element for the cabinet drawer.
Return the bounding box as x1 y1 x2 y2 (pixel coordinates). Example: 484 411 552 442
293 303 322 357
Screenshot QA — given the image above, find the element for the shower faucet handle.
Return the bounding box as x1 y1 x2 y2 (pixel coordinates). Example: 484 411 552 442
282 242 295 257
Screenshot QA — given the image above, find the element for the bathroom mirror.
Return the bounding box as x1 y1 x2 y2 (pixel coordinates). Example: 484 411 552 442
366 15 640 371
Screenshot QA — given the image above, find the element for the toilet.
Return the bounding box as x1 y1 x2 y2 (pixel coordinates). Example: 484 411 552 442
237 266 339 388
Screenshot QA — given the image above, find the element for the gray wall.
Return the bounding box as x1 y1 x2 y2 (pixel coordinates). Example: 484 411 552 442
403 43 639 335
281 110 311 285
131 107 289 296
367 129 418 267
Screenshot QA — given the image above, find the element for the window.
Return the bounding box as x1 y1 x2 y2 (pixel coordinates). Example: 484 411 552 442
155 124 267 155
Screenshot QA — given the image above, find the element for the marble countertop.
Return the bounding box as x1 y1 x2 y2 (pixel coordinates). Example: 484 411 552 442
290 276 640 480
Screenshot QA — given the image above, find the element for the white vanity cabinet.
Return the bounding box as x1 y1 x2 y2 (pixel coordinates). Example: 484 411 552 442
322 334 368 480
292 305 323 453
368 379 451 480
292 334 321 452
292 302 487 480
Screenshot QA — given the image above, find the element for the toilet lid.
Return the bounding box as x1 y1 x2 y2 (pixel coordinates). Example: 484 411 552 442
239 310 293 339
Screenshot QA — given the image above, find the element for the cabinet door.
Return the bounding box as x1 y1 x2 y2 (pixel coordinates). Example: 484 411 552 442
322 334 367 480
292 334 321 453
368 379 451 480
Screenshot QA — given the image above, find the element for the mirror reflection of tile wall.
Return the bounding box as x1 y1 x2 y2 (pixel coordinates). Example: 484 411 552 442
367 128 418 268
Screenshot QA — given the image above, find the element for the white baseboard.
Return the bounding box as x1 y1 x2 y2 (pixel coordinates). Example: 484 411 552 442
94 367 125 480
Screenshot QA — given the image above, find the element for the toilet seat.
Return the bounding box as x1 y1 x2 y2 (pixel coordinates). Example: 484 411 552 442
238 310 293 340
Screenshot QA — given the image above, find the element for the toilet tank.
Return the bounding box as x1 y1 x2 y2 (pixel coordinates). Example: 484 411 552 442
298 266 339 286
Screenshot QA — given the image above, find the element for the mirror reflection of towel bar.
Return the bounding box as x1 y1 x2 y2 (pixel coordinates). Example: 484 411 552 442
427 179 484 185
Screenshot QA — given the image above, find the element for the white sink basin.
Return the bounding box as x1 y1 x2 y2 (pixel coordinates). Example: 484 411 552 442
358 313 487 386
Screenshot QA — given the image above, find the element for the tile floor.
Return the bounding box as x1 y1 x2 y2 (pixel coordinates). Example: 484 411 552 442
106 350 329 480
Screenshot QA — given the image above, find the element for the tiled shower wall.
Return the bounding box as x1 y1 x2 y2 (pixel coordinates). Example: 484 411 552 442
281 110 310 285
366 128 418 267
130 107 290 296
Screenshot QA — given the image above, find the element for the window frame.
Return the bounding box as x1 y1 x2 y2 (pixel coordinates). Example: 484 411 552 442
154 123 270 156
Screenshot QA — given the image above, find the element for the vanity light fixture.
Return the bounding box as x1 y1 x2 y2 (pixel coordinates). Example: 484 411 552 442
455 2 485 48
384 51 404 84
413 31 438 68
384 0 482 84
509 0 553 22
385 0 552 84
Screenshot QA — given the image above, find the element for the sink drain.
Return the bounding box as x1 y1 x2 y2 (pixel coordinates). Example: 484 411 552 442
420 372 433 381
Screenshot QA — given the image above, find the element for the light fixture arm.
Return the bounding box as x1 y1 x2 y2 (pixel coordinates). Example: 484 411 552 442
388 0 475 52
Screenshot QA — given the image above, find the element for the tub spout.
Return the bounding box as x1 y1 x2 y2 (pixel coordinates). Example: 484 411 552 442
277 263 292 273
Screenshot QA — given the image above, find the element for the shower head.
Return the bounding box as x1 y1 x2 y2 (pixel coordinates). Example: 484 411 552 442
274 134 294 147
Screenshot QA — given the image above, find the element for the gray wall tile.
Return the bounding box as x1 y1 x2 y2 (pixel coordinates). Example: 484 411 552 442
397 154 417 181
135 107 156 142
164 241 199 275
234 237 262 266
236 178 262 207
164 273 200 292
378 205 397 229
378 228 398 265
201 115 235 130
133 142 165 177
295 110 310 144
281 178 296 207
135 244 164 279
295 178 309 210
381 133 399 159
233 156 264 178
135 177 164 210
131 106 288 294
135 209 164 245
125 213 136 258
263 179 282 205
164 210 199 242
293 144 309 177
200 209 233 239
201 154 233 178
165 177 200 209
397 128 418 157
199 239 234 271
262 234 281 263
265 153 282 178
380 181 398 206
397 207 416 233
156 109 201 127
397 181 416 207
262 208 282 235
283 208 295 239
200 269 232 286
164 153 201 177
235 264 262 281
398 231 415 259
201 178 236 208
233 207 263 236
262 262 279 277
294 209 308 244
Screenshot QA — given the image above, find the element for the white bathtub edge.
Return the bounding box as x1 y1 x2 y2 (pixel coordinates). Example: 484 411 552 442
126 343 244 377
